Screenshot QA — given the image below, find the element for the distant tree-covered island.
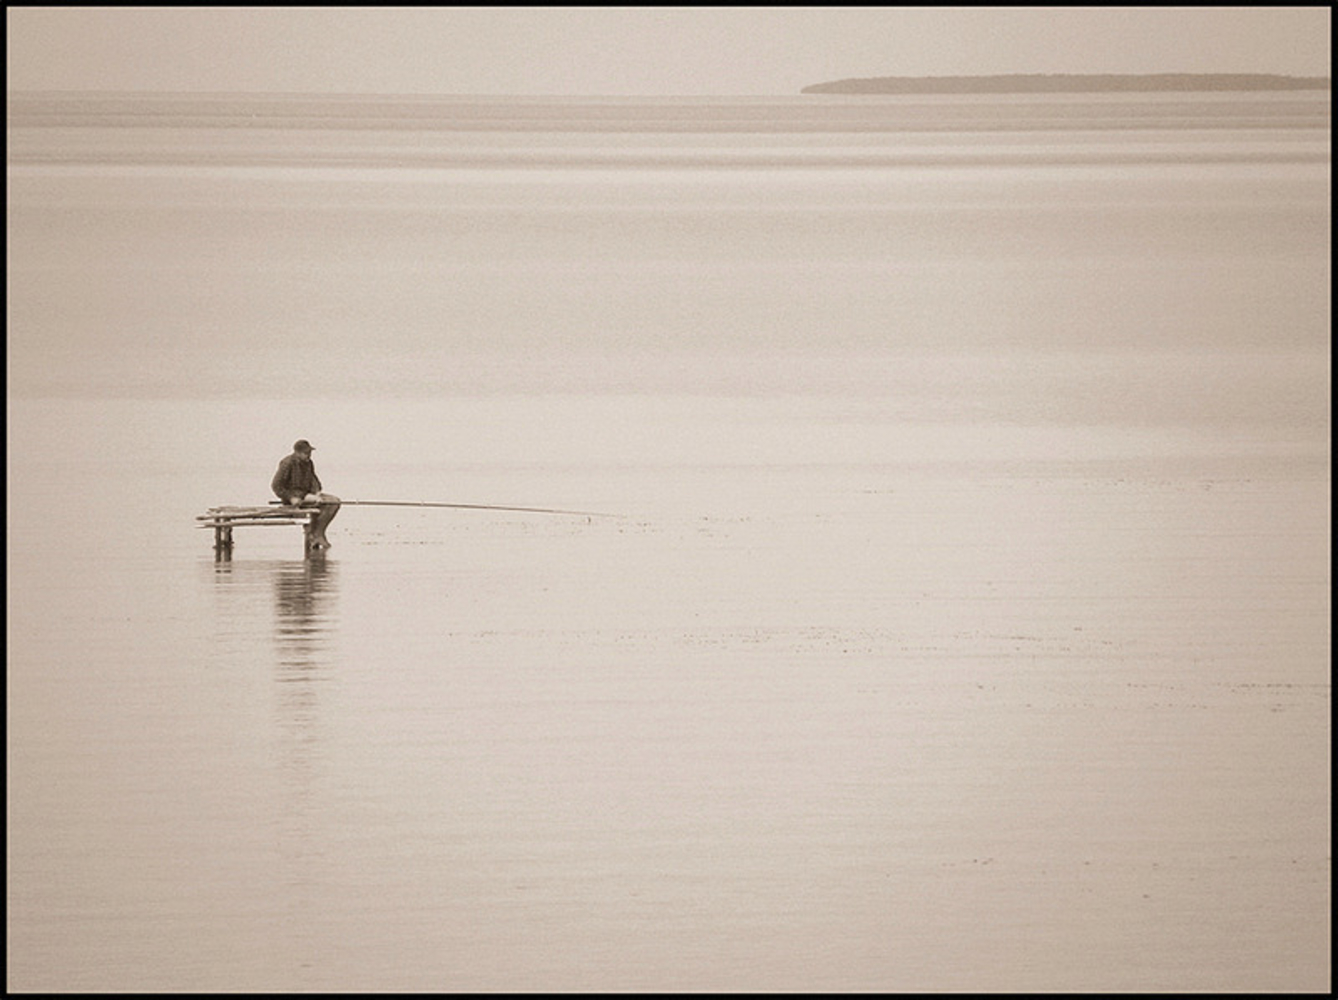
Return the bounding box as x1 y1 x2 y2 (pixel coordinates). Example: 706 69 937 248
801 73 1331 95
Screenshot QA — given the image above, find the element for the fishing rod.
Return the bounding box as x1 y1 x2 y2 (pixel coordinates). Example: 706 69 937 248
271 499 616 518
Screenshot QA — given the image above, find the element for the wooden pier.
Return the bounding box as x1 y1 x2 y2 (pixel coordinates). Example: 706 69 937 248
196 504 319 559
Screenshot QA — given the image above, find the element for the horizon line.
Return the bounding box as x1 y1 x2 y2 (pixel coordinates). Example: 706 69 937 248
8 72 1332 101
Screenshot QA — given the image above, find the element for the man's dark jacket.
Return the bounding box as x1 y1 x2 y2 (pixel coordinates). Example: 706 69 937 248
272 453 322 502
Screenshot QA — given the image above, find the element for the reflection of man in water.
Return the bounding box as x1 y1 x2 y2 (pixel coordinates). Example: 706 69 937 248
272 439 341 550
272 557 337 673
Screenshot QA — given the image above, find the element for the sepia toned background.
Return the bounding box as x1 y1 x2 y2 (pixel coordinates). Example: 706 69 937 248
7 8 1330 993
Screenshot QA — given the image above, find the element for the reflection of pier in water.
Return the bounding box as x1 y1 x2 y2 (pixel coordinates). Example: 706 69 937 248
209 555 339 678
268 555 338 957
267 554 338 786
271 554 338 676
213 555 340 926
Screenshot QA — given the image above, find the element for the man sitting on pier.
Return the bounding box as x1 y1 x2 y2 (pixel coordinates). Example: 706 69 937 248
272 439 341 549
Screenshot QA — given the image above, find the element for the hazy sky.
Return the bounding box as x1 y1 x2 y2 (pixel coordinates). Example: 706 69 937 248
6 6 1331 96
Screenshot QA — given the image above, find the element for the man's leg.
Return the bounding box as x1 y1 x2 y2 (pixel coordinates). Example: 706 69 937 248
311 494 341 547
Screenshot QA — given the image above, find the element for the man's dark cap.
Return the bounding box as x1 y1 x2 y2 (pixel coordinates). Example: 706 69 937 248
293 439 314 453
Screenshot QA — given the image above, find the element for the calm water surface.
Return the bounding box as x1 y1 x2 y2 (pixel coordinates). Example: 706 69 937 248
7 94 1331 992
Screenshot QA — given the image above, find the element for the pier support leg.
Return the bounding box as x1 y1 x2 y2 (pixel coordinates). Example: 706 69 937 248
213 525 233 561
